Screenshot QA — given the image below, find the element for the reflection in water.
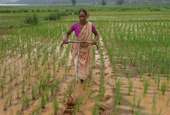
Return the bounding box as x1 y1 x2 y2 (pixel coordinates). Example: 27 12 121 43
0 4 29 6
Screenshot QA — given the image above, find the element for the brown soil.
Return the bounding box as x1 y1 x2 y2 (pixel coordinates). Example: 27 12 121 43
0 28 11 36
0 37 170 115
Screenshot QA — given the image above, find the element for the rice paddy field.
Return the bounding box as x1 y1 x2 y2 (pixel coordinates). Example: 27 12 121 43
0 4 170 115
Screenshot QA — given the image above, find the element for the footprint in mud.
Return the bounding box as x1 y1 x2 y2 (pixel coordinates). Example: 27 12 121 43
63 97 77 114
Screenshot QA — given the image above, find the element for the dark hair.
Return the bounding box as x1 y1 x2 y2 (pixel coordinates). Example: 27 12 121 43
78 9 88 16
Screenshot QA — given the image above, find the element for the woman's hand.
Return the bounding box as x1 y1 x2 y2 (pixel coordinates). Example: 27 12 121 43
62 38 68 44
92 38 97 45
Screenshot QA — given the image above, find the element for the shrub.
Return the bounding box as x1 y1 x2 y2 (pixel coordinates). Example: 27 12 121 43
24 14 39 24
45 12 60 21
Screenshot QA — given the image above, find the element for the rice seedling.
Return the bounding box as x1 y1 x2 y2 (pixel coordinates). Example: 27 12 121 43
14 77 18 86
9 94 13 106
143 78 150 96
76 96 83 111
39 78 46 93
31 104 40 115
10 73 13 82
3 97 9 110
128 78 133 95
50 83 55 95
88 89 93 99
36 70 42 80
17 88 20 99
114 79 122 111
45 72 51 83
53 98 59 115
42 51 49 66
45 89 50 101
136 96 142 108
8 84 11 92
31 86 36 100
158 108 162 115
157 75 160 87
34 57 38 70
73 104 78 115
3 66 7 78
68 81 74 97
21 95 30 111
132 91 136 112
134 107 141 115
92 103 99 115
22 83 25 94
0 79 4 98
161 82 167 95
53 64 56 77
167 96 170 106
152 94 157 114
41 94 46 109
15 110 21 115
47 61 51 69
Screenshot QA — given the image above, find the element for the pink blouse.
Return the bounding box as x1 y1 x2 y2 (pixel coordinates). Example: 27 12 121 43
70 22 96 36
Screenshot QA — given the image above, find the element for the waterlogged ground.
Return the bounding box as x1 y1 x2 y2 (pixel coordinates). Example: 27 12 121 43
0 31 170 115
0 10 170 114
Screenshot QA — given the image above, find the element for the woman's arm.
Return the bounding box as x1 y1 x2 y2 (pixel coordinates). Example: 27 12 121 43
62 28 73 44
92 29 99 45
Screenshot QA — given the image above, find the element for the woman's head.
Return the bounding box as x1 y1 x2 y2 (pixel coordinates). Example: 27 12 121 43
78 9 89 23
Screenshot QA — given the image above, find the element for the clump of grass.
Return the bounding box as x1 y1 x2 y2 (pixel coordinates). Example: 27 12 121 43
24 14 39 24
45 12 60 21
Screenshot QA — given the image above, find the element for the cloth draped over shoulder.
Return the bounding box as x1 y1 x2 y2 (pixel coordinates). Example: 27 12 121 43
71 22 93 80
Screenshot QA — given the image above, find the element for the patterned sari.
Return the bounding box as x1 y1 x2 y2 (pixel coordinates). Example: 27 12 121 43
71 22 92 81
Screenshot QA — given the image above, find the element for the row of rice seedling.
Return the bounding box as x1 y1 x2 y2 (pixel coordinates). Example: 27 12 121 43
0 21 75 114
96 14 169 114
98 20 169 78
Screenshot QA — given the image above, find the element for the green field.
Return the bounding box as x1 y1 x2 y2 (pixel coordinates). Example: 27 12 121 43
0 4 170 115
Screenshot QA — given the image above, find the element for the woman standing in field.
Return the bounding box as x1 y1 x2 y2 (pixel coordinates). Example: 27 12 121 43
62 8 99 82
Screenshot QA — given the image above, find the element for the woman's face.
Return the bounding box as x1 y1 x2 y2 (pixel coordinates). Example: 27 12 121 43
78 11 87 23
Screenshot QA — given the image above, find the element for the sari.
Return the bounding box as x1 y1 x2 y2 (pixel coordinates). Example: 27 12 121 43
71 22 92 81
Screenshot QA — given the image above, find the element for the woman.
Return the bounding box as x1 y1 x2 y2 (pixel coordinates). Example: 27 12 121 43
62 9 99 82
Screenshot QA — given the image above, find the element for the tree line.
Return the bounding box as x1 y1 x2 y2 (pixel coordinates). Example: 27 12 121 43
14 0 170 6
